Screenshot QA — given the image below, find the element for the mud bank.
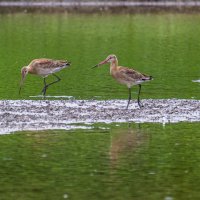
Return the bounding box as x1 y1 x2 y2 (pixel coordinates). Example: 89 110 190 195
1 1 200 13
0 99 199 134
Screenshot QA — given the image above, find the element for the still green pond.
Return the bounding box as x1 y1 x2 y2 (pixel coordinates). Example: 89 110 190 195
0 13 200 200
0 123 200 200
0 13 199 99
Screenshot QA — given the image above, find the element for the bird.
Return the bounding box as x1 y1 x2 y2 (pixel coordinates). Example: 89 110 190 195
92 54 152 109
19 58 71 96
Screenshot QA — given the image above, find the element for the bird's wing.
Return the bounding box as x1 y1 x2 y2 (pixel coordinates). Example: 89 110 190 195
31 59 68 69
30 59 54 68
118 66 148 81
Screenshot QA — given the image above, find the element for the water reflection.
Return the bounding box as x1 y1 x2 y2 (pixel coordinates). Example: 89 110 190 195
0 123 200 199
110 124 149 168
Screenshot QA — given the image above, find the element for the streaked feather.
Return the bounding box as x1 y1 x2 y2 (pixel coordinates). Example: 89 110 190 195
28 58 70 76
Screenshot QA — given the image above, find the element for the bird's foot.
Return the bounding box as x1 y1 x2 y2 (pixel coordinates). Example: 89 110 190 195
138 103 144 109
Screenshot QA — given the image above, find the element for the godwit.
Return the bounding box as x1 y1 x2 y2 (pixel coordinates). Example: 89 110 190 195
93 54 152 109
19 58 71 96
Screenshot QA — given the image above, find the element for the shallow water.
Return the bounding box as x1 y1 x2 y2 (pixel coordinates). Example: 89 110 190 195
0 13 200 199
0 123 200 200
0 13 199 100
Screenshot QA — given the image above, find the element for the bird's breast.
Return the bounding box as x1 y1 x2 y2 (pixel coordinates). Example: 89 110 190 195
35 68 53 76
111 71 125 84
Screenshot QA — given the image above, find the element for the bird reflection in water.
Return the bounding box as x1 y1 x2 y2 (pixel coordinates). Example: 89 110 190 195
109 123 149 168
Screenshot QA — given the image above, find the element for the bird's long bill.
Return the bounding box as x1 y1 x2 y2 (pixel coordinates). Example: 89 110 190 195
19 72 26 95
92 59 108 69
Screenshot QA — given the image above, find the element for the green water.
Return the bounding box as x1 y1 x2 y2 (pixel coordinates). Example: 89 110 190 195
0 13 199 99
0 13 200 199
0 123 199 200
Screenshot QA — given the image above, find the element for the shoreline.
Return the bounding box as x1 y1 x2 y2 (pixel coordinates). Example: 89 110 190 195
1 99 200 134
1 1 200 13
2 1 200 7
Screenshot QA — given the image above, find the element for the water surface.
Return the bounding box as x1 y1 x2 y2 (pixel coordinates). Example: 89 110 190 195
0 122 200 200
0 13 200 200
0 13 199 100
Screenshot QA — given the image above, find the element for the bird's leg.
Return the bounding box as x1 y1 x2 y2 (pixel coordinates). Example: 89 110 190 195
46 74 61 87
137 84 143 108
41 74 61 96
126 88 131 110
41 78 47 97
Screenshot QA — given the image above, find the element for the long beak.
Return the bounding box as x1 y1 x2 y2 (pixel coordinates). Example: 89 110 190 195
91 64 99 69
91 59 108 69
19 73 26 95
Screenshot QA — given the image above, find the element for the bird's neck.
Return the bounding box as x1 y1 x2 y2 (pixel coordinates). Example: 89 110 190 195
110 59 118 73
26 66 33 74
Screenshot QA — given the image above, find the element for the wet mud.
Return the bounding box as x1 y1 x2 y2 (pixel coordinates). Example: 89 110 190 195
0 99 199 134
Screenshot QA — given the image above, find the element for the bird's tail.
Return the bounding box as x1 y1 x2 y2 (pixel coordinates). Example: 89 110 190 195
149 76 153 80
142 75 153 81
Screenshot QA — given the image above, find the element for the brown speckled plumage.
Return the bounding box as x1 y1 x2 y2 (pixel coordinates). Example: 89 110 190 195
19 58 71 96
93 54 152 109
27 58 70 76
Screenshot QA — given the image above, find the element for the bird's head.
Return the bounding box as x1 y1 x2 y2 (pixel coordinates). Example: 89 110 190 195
19 66 28 95
92 54 117 68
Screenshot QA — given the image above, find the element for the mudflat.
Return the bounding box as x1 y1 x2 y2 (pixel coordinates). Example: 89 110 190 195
1 99 199 134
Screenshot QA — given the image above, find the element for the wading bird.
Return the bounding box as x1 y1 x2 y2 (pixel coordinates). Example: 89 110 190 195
19 58 71 96
93 54 152 109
